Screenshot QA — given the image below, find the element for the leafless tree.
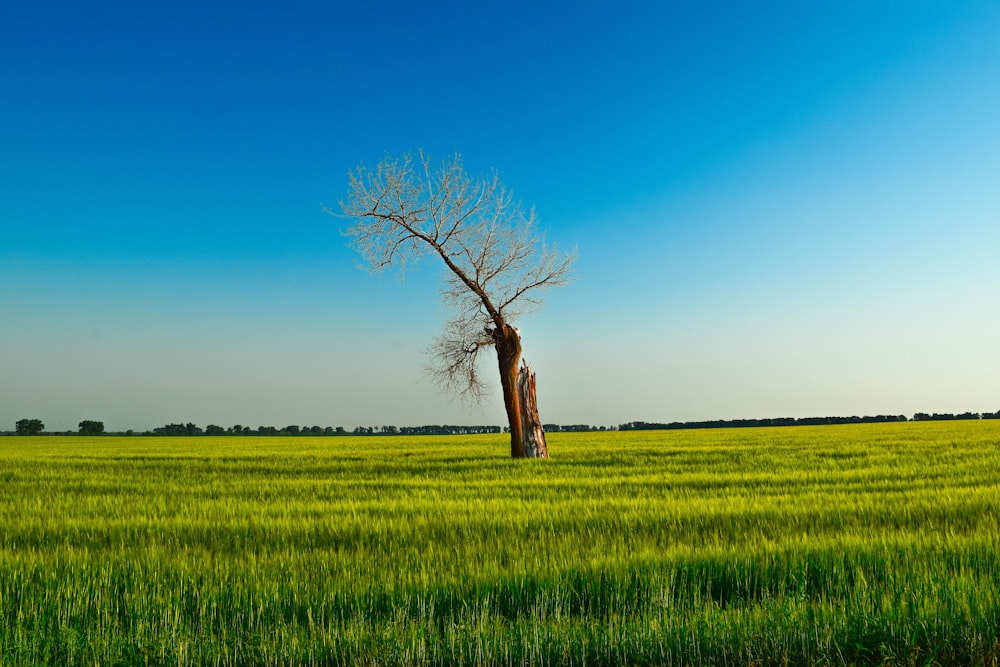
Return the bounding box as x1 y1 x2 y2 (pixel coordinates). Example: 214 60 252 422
334 151 575 458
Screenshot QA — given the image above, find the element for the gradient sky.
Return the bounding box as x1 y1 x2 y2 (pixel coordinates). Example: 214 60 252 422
3 1 999 432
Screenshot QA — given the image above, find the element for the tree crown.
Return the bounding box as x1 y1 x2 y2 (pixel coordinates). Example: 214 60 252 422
335 151 574 401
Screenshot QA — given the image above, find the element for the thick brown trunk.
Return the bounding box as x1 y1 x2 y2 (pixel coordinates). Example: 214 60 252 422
516 361 548 458
494 323 548 459
495 324 523 457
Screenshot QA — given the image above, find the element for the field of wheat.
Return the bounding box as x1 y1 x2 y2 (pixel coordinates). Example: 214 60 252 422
1 421 998 665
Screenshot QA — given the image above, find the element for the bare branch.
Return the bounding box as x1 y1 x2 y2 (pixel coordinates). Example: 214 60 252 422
334 151 575 402
425 313 496 404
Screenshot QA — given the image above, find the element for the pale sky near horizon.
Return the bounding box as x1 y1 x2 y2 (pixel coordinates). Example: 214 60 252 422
2 2 999 432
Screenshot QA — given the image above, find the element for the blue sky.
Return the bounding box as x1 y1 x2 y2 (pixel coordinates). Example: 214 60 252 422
2 1 999 431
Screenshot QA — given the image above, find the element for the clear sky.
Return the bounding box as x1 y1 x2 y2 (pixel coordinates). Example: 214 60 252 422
3 1 999 432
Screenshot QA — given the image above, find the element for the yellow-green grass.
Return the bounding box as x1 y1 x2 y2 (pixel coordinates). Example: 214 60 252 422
1 422 999 665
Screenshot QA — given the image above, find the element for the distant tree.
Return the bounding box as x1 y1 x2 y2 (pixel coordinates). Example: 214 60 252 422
153 423 186 435
258 426 278 435
205 424 225 435
337 151 574 458
283 425 300 436
15 418 44 436
78 420 105 435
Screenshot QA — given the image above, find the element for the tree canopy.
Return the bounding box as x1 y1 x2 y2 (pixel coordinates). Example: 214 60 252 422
78 420 105 435
15 418 44 436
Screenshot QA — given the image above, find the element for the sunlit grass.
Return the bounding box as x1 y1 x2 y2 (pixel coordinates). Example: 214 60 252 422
1 421 999 665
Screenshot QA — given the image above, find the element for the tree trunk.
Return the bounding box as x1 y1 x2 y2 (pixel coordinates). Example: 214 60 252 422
517 361 548 458
494 323 549 459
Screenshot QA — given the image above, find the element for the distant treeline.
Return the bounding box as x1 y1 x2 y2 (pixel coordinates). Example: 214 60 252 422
149 423 506 437
7 412 1000 436
620 411 1000 431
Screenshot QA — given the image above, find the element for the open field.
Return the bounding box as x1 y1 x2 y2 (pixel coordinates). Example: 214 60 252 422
1 422 999 665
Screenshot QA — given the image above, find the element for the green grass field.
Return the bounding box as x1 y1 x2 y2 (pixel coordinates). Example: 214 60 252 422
1 422 999 665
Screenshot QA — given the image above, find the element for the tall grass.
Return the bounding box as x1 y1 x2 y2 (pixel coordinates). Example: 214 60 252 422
1 421 998 665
